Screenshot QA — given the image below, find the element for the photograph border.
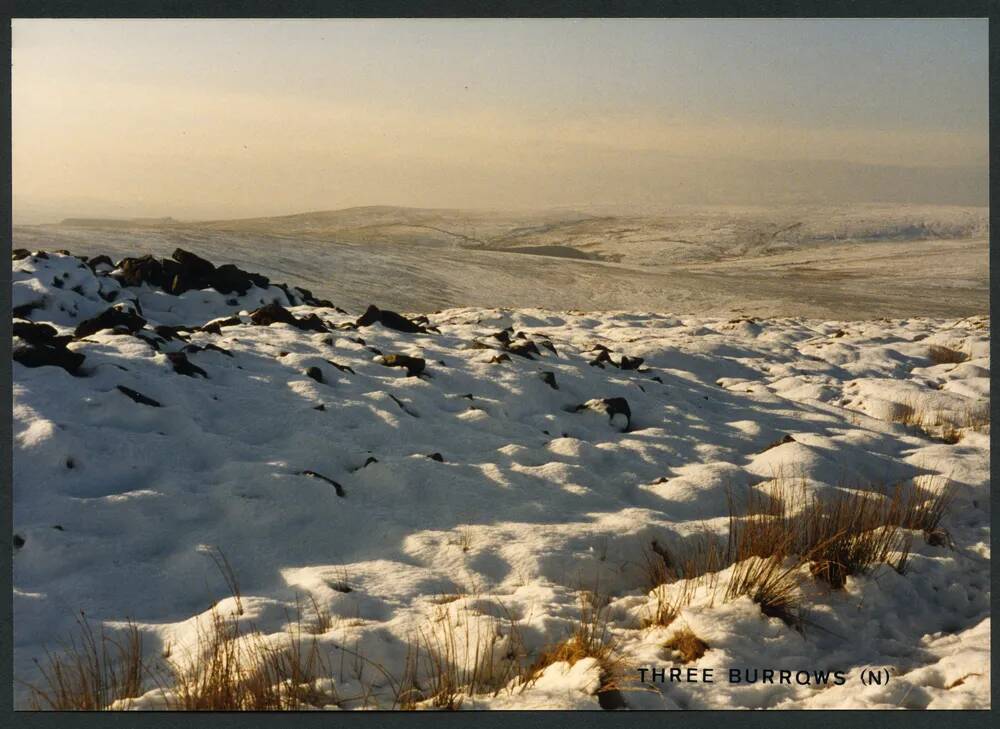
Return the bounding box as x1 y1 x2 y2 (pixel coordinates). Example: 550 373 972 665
2 1 995 726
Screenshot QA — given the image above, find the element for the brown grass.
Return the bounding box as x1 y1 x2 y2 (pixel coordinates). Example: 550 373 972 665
664 628 708 663
24 613 144 710
525 590 626 704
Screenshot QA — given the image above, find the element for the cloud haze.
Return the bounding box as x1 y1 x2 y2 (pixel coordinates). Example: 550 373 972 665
12 19 988 222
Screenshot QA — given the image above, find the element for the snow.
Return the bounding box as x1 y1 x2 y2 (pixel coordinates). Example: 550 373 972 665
12 250 990 709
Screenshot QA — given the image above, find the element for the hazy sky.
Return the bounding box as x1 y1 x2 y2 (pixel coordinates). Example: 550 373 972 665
12 18 989 222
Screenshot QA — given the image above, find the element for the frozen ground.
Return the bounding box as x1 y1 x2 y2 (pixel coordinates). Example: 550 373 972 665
12 248 990 709
13 204 989 318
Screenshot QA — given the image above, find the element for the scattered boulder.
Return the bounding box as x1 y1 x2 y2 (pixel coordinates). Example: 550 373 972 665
13 320 59 344
116 385 162 407
539 371 559 390
166 352 208 378
14 341 85 374
507 340 540 359
427 452 445 462
86 254 114 271
380 353 426 377
305 366 324 383
13 534 25 550
297 470 345 497
619 355 644 370
574 397 632 431
759 434 795 453
114 255 166 288
588 349 614 368
200 315 242 334
12 248 31 261
211 263 269 295
489 353 511 364
356 305 426 334
326 359 355 374
250 302 327 332
74 307 147 338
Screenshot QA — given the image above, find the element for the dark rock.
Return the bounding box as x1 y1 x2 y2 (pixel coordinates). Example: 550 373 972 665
13 321 58 344
649 376 664 384
154 325 192 341
619 355 644 370
86 254 114 270
172 248 215 279
51 277 64 289
166 352 208 378
200 316 242 334
12 301 43 318
326 359 355 374
588 350 614 368
489 353 511 364
363 457 378 467
65 458 75 469
12 248 31 261
388 393 419 417
507 341 540 359
574 397 632 431
74 307 147 338
250 302 327 332
116 385 162 407
210 263 269 295
490 329 513 344
14 342 85 374
539 371 559 389
13 534 25 550
760 434 795 453
115 255 165 287
538 339 558 355
305 366 324 383
297 470 345 497
52 525 64 531
356 304 425 334
313 404 326 411
427 452 444 462
380 353 426 377
598 687 627 711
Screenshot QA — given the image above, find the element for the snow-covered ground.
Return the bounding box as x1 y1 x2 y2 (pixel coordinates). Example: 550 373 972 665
12 250 990 709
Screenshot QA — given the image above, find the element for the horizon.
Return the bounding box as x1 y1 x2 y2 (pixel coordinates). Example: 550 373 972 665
13 18 989 224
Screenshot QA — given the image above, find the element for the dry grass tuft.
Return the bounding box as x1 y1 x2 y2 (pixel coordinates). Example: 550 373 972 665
664 628 708 664
526 591 626 705
24 614 144 710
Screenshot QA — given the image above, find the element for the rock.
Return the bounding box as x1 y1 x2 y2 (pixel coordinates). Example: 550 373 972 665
326 359 355 373
13 534 25 550
249 302 327 332
759 434 795 453
575 397 632 431
200 315 242 334
363 456 378 467
598 687 627 711
380 353 426 377
427 452 444 462
507 340 540 359
313 404 326 411
356 304 425 334
12 248 31 261
588 349 614 368
12 321 58 344
489 353 511 364
172 248 215 279
297 470 345 497
86 254 114 271
166 352 208 378
154 325 192 341
619 355 644 370
115 255 165 287
211 263 269 295
116 385 162 407
12 300 44 318
305 366 324 383
539 371 559 389
14 342 85 374
74 307 147 338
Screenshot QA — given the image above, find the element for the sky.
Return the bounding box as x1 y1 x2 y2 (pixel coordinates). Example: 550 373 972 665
12 18 989 223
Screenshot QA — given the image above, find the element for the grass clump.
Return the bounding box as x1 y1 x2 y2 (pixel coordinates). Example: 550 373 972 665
25 613 144 710
663 628 708 664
